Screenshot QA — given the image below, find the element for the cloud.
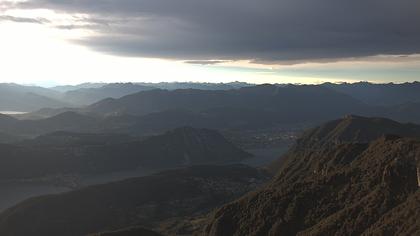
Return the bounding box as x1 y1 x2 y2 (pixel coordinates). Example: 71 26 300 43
0 15 48 24
11 0 420 63
184 60 229 65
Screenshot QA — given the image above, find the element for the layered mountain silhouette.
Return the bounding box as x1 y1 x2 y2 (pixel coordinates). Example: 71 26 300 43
0 82 253 112
5 81 420 118
0 165 268 236
135 81 252 91
13 83 420 132
204 116 420 235
3 84 371 137
52 83 107 92
0 83 68 111
62 83 156 105
0 127 251 180
52 82 252 106
86 85 368 122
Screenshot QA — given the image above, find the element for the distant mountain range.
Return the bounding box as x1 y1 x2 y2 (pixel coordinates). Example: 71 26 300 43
1 81 418 111
86 85 366 119
0 82 254 112
4 82 420 127
61 83 156 105
1 84 370 136
0 83 68 112
51 83 107 92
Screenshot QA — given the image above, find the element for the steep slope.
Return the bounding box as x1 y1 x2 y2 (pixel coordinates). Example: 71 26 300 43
205 116 420 236
268 115 420 174
363 190 420 235
0 127 251 180
296 115 420 148
0 165 268 236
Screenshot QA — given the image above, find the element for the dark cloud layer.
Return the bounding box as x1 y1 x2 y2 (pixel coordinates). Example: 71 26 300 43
17 0 420 63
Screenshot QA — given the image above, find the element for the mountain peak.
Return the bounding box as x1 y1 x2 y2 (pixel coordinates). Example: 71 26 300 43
299 115 420 148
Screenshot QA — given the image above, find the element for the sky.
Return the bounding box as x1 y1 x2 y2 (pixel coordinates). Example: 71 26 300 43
0 0 419 86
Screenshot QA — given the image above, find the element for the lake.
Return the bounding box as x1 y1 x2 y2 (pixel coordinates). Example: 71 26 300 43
0 146 290 213
0 111 27 115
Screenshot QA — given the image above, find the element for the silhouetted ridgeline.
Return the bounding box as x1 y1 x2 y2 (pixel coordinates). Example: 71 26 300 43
0 85 371 137
0 82 254 111
0 127 251 180
87 85 367 120
0 83 68 111
62 83 156 105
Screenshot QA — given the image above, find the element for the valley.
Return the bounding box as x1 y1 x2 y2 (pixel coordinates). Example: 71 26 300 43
0 82 420 235
1 1 419 234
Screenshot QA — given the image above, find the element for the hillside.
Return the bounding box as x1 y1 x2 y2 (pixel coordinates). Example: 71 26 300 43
0 165 268 236
323 81 420 106
267 115 420 174
205 116 420 235
0 127 251 180
0 112 101 136
0 132 20 144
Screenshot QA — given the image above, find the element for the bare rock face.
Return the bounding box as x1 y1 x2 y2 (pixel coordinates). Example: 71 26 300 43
205 116 420 236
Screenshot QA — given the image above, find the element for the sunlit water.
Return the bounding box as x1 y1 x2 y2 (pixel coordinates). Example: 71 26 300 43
242 146 289 167
0 111 27 115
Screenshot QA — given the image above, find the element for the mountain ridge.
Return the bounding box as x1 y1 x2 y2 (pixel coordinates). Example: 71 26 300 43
204 116 420 235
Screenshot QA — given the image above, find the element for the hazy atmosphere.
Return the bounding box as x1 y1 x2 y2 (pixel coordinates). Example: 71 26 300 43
0 1 420 236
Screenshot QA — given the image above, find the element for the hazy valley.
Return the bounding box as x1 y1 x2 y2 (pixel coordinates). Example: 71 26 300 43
0 81 418 235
